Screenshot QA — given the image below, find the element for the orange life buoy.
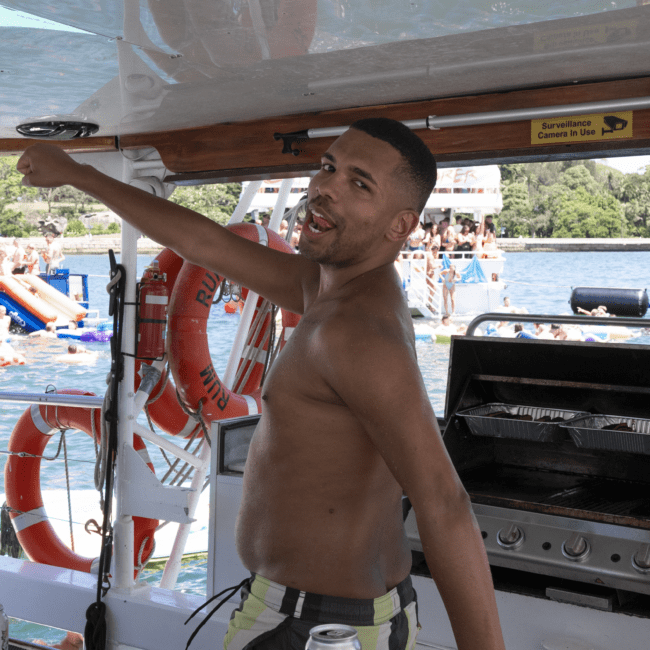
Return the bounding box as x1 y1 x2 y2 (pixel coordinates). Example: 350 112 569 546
168 223 300 422
4 389 158 573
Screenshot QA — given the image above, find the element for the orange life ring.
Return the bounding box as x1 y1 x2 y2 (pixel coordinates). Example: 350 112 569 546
4 389 158 573
168 223 300 422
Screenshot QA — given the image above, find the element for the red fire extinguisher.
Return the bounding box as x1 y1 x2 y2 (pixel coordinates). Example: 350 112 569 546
137 260 168 359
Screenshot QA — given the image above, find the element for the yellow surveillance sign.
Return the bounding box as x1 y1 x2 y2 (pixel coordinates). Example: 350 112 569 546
531 111 633 145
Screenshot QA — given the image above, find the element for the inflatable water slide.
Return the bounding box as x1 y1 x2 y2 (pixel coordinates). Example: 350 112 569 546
0 273 87 332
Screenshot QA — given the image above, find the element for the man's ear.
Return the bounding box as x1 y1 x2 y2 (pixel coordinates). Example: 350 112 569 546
387 210 419 243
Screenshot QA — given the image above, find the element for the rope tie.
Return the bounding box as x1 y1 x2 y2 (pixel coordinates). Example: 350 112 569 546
135 536 155 581
62 432 75 552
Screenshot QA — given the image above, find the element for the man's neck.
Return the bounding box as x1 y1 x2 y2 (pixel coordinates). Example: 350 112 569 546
317 258 396 297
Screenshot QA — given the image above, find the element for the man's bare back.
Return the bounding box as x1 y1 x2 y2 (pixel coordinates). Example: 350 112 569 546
237 264 413 598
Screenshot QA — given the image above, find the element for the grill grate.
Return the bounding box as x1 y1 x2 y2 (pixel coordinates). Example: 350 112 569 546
462 465 650 526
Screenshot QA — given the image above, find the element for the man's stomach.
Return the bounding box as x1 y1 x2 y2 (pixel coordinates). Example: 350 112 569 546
234 468 412 599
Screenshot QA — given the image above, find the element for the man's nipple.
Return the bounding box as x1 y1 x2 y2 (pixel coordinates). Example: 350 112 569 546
262 393 268 401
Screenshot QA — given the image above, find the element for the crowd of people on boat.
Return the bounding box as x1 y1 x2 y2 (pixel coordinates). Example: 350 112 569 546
0 234 64 276
402 214 500 259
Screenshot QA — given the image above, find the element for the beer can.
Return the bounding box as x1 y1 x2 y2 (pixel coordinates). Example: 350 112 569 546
306 624 361 650
0 603 9 650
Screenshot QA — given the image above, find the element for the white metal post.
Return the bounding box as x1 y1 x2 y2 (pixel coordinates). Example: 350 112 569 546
268 178 295 232
160 178 263 589
230 181 263 224
112 217 139 590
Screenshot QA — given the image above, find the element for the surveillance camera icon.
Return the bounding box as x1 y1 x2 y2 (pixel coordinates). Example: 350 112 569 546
602 116 628 136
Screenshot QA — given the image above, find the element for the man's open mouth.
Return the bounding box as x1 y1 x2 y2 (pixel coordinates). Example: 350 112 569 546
307 209 335 234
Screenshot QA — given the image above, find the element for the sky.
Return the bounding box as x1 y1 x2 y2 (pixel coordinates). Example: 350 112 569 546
598 155 650 175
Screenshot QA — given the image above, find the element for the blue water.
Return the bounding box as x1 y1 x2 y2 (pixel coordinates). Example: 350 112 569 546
2 250 649 644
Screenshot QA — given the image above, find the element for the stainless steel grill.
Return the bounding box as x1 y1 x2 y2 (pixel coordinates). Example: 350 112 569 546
406 335 650 612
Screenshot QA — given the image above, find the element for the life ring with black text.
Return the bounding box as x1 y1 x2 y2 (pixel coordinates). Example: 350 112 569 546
4 389 158 573
168 223 300 422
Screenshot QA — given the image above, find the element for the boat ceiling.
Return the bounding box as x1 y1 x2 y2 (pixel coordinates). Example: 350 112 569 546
1 1 649 141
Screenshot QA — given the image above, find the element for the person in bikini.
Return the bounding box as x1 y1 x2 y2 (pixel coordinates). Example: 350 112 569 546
17 119 505 650
440 264 461 315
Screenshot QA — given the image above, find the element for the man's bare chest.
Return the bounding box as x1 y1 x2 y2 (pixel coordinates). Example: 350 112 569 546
262 313 343 408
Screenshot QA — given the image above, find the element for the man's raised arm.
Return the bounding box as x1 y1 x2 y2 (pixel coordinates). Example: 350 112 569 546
17 144 317 314
323 318 506 650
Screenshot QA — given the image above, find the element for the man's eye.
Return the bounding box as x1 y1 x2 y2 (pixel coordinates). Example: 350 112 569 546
354 180 368 190
322 163 334 172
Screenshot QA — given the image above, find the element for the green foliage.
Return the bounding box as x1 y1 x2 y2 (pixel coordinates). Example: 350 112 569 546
64 219 87 237
169 183 242 225
0 157 39 208
0 208 29 238
552 188 623 238
106 222 121 234
499 183 535 237
90 224 107 235
497 160 642 238
57 205 78 219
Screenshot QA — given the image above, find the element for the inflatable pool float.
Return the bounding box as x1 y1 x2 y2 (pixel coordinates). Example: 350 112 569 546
57 328 82 340
80 329 112 342
414 323 436 343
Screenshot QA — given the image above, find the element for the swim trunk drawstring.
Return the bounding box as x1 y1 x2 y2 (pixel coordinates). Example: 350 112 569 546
185 577 250 650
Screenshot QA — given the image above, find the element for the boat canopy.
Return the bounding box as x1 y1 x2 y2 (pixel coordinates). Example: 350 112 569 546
424 166 502 219
1 2 649 175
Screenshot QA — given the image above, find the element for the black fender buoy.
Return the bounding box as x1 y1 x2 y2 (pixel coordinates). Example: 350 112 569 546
570 287 648 317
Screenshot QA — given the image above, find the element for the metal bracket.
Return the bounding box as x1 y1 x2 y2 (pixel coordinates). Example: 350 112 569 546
273 130 309 156
119 445 195 523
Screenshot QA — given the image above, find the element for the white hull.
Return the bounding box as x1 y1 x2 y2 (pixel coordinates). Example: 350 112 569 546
402 252 505 319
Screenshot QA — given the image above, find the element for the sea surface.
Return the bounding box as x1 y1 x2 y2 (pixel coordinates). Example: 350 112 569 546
2 250 649 644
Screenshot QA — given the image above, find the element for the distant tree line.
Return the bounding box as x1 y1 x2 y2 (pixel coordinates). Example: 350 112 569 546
496 160 650 238
8 152 649 240
0 155 241 237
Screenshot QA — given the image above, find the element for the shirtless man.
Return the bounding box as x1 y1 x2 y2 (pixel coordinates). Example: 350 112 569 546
10 239 27 274
42 233 65 274
25 243 40 274
17 119 505 650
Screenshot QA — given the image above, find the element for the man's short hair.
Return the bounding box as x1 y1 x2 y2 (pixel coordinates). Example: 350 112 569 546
349 118 437 214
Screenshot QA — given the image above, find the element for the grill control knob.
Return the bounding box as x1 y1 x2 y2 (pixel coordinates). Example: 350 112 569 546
497 523 524 549
562 532 590 561
632 544 650 573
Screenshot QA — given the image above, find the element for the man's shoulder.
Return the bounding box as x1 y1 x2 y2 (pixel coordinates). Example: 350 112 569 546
319 296 413 359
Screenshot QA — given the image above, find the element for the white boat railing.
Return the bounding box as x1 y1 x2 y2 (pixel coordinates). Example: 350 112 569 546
0 392 104 408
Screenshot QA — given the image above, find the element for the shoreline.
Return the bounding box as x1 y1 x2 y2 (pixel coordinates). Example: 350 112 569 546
496 237 650 252
3 235 164 256
7 236 650 256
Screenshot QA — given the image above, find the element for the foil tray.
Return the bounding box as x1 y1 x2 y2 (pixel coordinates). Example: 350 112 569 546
560 414 650 455
457 403 590 442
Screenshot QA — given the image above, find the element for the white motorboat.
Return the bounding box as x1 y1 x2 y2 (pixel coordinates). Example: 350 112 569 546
1 2 650 650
